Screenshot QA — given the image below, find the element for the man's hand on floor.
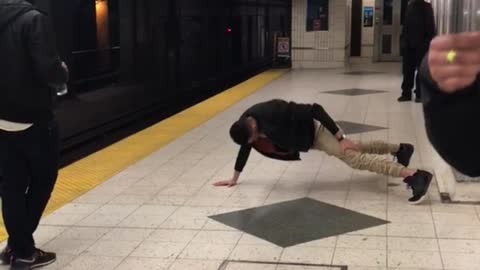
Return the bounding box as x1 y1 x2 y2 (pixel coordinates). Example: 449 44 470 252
213 179 238 187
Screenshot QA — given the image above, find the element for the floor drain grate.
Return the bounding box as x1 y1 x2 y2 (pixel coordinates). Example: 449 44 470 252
218 260 348 270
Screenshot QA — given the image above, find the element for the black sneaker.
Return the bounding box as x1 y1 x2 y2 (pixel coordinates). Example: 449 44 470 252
403 170 433 205
415 96 422 103
397 95 412 102
0 246 12 265
396 143 414 167
10 249 56 270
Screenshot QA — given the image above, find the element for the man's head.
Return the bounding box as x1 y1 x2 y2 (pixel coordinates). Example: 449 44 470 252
229 117 259 145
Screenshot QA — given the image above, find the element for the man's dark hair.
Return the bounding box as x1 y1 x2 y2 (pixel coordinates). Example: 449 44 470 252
229 118 250 145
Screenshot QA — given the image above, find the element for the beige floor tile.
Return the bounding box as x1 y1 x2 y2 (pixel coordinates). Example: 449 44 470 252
388 237 439 252
115 257 173 270
333 248 386 267
168 259 223 270
336 235 387 250
62 256 123 270
387 223 436 238
179 243 235 260
229 245 283 262
280 246 334 265
388 250 443 269
131 241 187 259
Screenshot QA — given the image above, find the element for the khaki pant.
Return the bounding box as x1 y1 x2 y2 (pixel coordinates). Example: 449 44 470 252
312 121 405 177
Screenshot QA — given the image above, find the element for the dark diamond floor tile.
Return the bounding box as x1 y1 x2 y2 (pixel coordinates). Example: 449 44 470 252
337 121 387 135
209 198 389 248
322 88 387 96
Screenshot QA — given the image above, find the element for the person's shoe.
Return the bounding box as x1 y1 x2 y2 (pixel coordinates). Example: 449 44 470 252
397 95 412 102
0 246 12 265
10 249 56 270
415 96 422 103
395 143 414 167
403 170 433 205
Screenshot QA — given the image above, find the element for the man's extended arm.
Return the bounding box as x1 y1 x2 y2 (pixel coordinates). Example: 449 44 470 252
312 103 342 138
214 145 252 187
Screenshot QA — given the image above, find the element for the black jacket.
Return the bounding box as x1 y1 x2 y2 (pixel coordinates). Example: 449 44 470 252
0 0 68 124
419 57 480 177
234 99 339 172
401 0 435 50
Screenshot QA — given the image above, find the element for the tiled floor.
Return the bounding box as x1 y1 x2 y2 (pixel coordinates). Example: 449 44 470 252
2 65 480 270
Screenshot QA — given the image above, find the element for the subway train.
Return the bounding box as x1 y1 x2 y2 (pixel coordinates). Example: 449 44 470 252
32 0 291 163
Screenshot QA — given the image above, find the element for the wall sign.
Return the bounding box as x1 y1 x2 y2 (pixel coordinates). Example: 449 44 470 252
277 37 290 58
364 7 374 27
306 0 329 31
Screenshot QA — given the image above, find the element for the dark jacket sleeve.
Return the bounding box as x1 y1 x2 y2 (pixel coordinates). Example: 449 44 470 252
425 4 436 42
419 56 480 177
401 4 412 45
400 5 410 51
25 11 68 87
312 103 339 135
400 24 406 53
234 145 252 172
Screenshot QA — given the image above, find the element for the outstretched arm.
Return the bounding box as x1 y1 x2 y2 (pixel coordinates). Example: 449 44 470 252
312 103 359 153
312 103 341 137
213 145 252 187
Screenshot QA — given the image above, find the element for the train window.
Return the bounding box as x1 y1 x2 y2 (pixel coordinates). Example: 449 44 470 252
383 0 393 25
382 34 392 54
400 0 408 25
258 15 266 58
71 0 120 90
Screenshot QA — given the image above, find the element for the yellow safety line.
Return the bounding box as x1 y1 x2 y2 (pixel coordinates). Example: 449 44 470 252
0 69 288 241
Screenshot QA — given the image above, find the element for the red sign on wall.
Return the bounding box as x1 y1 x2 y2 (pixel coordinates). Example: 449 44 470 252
313 19 321 30
277 37 290 58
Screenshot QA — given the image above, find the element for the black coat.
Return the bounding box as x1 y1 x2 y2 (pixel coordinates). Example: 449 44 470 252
420 57 480 177
241 99 318 152
0 0 68 123
401 0 435 50
234 99 339 172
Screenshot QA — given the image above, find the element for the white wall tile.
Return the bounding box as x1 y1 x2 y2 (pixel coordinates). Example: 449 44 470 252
292 0 348 68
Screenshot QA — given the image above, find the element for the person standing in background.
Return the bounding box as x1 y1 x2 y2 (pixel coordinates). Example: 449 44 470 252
399 0 435 103
0 0 69 269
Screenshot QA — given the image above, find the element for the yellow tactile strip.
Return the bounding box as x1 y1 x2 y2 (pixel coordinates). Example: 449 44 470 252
0 69 288 241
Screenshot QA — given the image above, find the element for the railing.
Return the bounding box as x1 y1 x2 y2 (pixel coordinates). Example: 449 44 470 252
71 46 120 55
71 47 120 81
